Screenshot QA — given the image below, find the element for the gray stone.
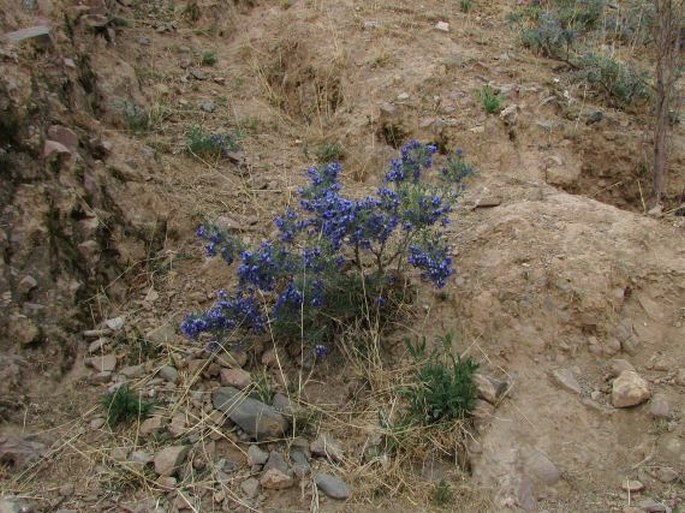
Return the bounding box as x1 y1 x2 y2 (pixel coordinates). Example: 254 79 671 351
272 393 295 414
552 368 582 394
240 477 260 498
0 496 30 513
158 365 179 384
612 371 650 408
525 451 561 485
140 416 163 436
311 433 344 462
260 467 294 489
17 275 37 295
264 451 288 474
189 68 209 80
635 499 671 513
219 368 251 388
146 323 176 345
517 475 537 512
213 387 288 440
247 445 269 466
87 338 109 354
609 359 636 377
120 365 145 379
154 445 190 476
87 353 117 373
0 435 46 469
4 26 52 47
314 473 352 500
649 394 671 419
47 125 78 151
654 467 678 483
200 100 216 113
105 317 125 331
291 449 311 478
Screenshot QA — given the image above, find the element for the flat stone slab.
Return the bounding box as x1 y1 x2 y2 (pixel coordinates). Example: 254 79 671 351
213 387 288 440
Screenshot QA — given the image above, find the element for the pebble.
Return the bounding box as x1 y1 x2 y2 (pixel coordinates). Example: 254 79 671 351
311 433 344 462
649 394 671 419
90 417 106 430
156 476 177 489
219 368 251 389
247 445 269 466
105 317 125 331
146 323 176 345
87 353 117 373
621 480 645 493
435 21 450 32
259 467 294 490
154 445 190 476
120 364 145 379
140 416 164 436
168 413 186 438
158 365 179 384
213 387 288 440
200 100 216 113
552 368 582 394
87 338 109 354
240 477 260 498
612 371 651 408
314 473 352 500
264 451 288 474
654 467 678 483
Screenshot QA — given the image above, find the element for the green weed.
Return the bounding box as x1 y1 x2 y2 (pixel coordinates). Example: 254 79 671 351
433 478 454 506
477 85 502 115
315 140 345 164
101 384 153 427
201 50 217 66
577 52 650 108
403 332 479 425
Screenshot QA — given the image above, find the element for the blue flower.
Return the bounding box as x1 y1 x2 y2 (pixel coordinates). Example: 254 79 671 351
314 344 328 358
407 237 454 288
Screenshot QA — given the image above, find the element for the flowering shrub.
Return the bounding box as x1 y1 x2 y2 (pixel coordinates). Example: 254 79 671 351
181 141 473 353
186 125 240 159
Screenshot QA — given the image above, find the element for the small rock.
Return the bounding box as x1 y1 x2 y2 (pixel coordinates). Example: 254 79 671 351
474 197 502 209
87 353 117 373
612 371 650 408
635 499 670 513
154 445 190 476
47 125 78 151
87 338 109 354
473 373 507 403
240 477 260 498
314 473 352 500
17 275 38 295
0 496 31 513
552 368 582 394
189 68 209 80
609 359 636 377
396 92 410 101
156 476 177 489
200 100 216 113
90 417 105 430
130 450 154 466
311 434 344 462
649 394 671 419
105 317 125 331
158 365 179 384
291 449 311 478
621 480 645 493
213 387 288 440
272 393 295 414
654 467 678 483
140 416 163 436
259 467 294 490
435 21 450 32
264 451 288 474
0 435 46 469
675 368 685 386
146 323 176 345
4 25 52 47
219 368 251 389
120 365 145 379
168 413 186 438
525 451 561 485
247 445 269 466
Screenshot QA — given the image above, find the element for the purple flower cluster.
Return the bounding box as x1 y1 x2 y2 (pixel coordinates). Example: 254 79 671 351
384 140 438 183
195 224 243 264
407 237 454 289
181 141 474 348
180 289 265 339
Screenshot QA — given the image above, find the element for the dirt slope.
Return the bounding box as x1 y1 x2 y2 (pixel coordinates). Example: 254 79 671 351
1 0 684 512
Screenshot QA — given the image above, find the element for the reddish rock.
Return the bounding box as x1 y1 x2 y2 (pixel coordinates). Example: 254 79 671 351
47 125 79 151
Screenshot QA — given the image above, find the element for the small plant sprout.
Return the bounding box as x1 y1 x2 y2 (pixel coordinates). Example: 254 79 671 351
477 85 502 115
201 50 217 66
101 384 153 427
185 125 240 160
181 141 474 356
